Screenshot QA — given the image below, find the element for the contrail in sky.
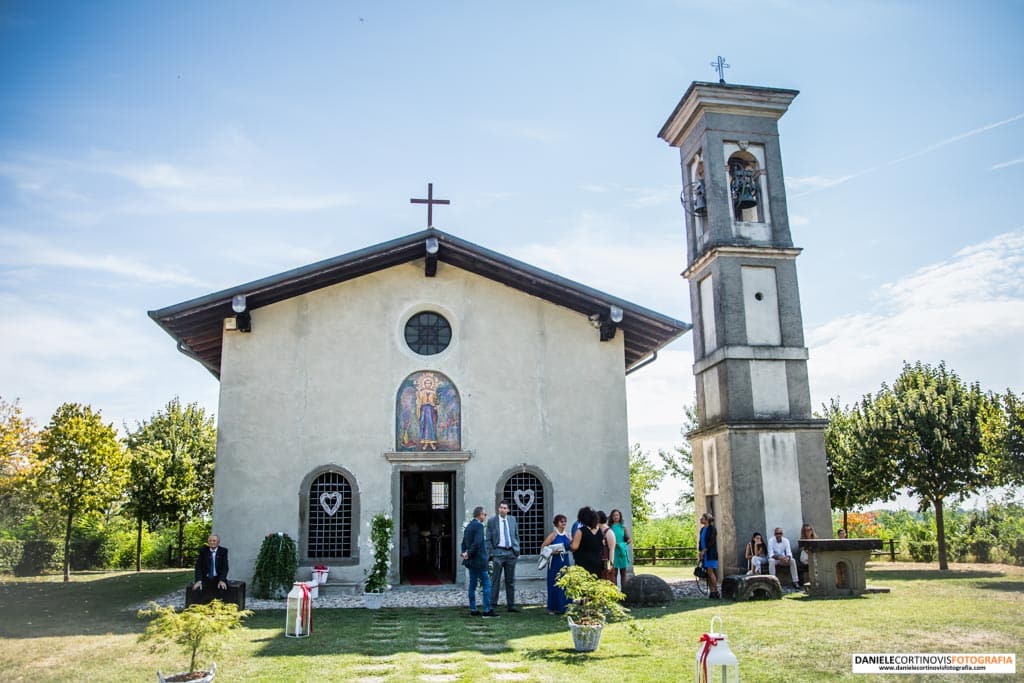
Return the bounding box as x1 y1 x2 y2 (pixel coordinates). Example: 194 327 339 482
791 111 1024 198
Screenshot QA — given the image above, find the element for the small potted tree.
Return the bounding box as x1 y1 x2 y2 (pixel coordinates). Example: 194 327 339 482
138 600 253 682
362 512 393 609
554 565 635 652
251 532 298 599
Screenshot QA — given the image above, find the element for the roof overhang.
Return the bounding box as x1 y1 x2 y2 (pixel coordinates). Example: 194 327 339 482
149 228 692 378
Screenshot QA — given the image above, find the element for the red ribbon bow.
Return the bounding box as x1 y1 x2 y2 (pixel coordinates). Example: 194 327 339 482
298 583 313 635
313 564 328 571
698 632 719 683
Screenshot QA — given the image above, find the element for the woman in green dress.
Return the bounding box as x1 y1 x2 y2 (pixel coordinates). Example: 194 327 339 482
608 509 631 587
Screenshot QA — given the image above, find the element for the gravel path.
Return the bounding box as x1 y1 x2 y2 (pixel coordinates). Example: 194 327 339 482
131 578 713 612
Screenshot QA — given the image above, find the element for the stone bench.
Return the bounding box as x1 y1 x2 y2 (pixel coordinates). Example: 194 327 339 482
721 574 782 601
185 580 247 610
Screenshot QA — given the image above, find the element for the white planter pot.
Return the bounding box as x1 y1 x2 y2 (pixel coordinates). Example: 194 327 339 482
158 662 216 682
567 617 605 652
362 590 385 610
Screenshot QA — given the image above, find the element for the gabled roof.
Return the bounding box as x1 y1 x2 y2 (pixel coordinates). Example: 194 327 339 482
149 228 691 377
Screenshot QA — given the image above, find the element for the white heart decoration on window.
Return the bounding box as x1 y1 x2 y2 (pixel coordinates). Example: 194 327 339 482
513 489 535 512
319 491 343 517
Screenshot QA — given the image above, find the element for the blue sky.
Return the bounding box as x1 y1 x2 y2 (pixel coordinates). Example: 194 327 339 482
2 2 1022 510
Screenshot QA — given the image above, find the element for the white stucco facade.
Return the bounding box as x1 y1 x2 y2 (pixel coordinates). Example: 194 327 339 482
211 259 633 585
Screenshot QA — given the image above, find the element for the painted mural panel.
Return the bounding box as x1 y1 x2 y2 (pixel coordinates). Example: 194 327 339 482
396 371 461 451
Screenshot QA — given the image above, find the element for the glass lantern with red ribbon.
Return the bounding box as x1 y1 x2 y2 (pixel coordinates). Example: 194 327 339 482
695 615 739 683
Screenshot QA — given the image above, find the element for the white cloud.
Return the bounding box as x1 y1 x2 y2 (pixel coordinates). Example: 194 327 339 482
0 232 207 286
808 229 1024 405
507 218 689 317
0 294 219 430
0 151 355 221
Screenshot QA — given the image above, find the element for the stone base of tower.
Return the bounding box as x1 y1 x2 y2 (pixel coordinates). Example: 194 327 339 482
691 419 832 574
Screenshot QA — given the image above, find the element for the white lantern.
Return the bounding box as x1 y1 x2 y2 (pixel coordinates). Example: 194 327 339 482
694 615 739 683
285 582 312 638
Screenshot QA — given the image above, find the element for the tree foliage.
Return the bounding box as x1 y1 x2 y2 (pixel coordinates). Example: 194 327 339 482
981 389 1024 489
124 443 174 571
36 402 127 581
853 362 993 570
822 397 897 531
125 398 216 566
0 397 41 534
138 600 252 675
629 444 664 525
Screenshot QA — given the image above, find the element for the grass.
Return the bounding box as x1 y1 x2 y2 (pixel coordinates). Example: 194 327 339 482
0 564 1021 682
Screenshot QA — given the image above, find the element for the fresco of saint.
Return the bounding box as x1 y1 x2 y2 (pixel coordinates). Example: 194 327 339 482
396 371 461 452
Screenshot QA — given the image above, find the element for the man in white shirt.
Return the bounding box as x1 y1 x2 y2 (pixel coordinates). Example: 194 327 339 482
767 527 801 589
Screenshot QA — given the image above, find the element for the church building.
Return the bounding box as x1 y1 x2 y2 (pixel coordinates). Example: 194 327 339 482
150 226 690 586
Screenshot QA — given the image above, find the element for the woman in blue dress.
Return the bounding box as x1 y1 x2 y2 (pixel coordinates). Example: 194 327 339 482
698 512 720 599
541 514 572 615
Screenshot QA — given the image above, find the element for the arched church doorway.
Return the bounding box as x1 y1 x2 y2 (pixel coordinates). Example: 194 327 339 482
400 471 456 584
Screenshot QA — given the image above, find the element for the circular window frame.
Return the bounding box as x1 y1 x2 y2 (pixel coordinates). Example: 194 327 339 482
403 309 453 356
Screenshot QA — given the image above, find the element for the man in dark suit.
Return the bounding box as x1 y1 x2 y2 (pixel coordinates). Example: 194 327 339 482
192 534 229 601
486 499 520 612
460 506 495 617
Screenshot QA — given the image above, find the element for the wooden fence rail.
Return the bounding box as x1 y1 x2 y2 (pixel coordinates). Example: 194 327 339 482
632 545 698 565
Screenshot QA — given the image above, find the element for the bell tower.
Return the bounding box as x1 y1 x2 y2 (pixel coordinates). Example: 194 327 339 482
659 82 833 571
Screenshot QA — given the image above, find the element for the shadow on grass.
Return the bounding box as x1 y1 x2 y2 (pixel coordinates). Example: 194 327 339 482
0 570 192 639
867 569 1006 581
246 600 722 659
975 581 1024 593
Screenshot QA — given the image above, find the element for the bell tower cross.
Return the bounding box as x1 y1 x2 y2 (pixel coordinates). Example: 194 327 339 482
659 81 833 573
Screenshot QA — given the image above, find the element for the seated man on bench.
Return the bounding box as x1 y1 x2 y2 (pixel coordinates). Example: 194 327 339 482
191 534 229 603
767 527 801 589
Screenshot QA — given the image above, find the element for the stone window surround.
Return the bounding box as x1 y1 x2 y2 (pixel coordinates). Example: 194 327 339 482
298 464 361 567
494 464 553 558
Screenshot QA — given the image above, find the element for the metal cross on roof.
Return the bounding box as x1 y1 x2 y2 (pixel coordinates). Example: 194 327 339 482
410 183 451 228
710 55 730 84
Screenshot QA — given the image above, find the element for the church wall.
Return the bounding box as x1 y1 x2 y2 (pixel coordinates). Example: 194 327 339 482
213 260 631 585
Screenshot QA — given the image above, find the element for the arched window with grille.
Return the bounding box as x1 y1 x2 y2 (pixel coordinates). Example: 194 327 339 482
502 471 546 556
306 470 354 560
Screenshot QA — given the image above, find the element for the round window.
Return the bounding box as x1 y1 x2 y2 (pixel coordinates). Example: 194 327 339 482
404 311 452 355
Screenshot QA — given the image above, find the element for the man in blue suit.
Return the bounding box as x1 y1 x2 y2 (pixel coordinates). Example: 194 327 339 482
461 506 496 617
486 499 521 612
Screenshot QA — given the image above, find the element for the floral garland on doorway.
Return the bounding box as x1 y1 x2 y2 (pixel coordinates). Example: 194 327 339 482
364 513 394 594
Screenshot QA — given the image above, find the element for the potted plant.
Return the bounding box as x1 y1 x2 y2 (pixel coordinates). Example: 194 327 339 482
251 532 298 599
554 565 636 652
362 512 393 609
138 600 253 683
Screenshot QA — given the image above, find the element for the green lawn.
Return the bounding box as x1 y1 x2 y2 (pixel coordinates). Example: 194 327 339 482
1 564 1021 682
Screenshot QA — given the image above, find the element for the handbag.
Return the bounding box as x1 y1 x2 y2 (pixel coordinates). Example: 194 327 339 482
693 565 708 579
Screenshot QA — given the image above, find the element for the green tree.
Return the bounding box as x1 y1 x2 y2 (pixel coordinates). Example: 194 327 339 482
125 398 216 567
981 389 1024 490
822 397 897 532
36 403 127 581
658 404 697 510
124 443 173 572
862 362 993 570
629 444 664 525
0 397 41 535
